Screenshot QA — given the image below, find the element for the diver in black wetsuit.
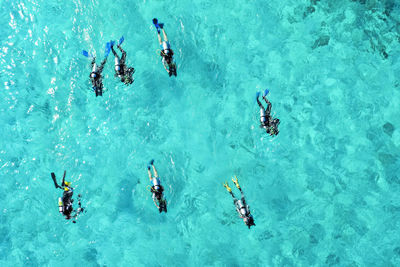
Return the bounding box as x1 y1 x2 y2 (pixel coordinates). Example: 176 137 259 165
110 37 135 85
223 176 255 229
51 171 84 223
82 42 112 97
256 89 280 136
147 159 167 213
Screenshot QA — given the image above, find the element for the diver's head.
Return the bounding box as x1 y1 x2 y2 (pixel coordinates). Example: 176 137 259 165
244 216 255 228
123 71 134 85
268 119 280 136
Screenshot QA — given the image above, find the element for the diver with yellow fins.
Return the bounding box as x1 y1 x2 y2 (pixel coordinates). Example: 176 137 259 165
223 176 255 229
147 159 167 213
51 171 84 223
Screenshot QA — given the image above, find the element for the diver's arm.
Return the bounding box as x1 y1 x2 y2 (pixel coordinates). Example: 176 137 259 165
229 191 237 202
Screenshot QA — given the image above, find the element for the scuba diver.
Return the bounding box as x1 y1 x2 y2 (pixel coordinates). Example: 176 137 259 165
110 36 135 85
152 18 177 77
256 89 280 136
82 42 112 97
147 159 167 213
223 176 255 229
51 171 84 223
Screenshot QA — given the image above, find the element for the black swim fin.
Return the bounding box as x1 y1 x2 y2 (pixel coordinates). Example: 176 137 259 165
51 172 61 189
61 170 66 187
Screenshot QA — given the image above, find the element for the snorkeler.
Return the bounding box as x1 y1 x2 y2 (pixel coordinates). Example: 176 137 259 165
256 89 280 136
152 18 177 77
110 36 135 85
82 42 112 97
223 176 255 229
51 171 84 223
147 159 167 213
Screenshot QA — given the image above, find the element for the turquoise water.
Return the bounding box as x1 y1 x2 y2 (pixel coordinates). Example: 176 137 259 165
1 0 400 265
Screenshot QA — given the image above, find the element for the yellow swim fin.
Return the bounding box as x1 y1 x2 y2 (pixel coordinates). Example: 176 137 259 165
232 176 240 189
223 182 232 192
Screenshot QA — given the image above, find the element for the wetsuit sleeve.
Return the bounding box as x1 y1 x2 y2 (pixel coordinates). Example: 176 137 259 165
118 46 126 63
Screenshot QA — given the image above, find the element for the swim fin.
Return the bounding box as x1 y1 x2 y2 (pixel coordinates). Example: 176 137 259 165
263 89 269 96
153 18 158 26
149 159 154 165
118 36 124 46
104 42 111 58
153 18 160 33
82 50 92 58
51 172 60 189
159 23 164 29
110 40 115 47
255 91 261 102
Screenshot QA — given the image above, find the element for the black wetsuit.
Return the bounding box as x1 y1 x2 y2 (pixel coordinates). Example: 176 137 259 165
229 188 255 228
257 96 279 135
111 45 135 84
90 57 107 97
161 50 176 77
61 188 83 222
151 185 167 213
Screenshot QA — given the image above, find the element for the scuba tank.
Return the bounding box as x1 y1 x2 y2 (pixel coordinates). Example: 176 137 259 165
58 197 64 213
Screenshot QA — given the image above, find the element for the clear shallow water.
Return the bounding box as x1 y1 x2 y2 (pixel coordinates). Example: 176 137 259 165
1 0 400 266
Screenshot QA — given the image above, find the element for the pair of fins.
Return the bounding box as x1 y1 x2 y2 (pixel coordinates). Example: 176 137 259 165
152 18 164 33
255 89 269 102
51 171 66 189
82 36 125 59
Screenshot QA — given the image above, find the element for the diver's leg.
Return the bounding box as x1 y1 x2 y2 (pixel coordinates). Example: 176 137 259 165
162 29 168 42
98 58 107 73
152 164 159 178
118 46 127 62
256 97 264 109
147 168 153 181
263 97 272 115
157 32 162 45
111 45 119 59
91 58 96 72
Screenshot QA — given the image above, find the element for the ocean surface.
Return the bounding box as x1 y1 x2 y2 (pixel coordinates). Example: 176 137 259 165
1 0 400 266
